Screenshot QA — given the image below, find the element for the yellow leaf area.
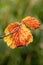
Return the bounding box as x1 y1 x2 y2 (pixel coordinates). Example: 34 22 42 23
22 16 41 30
4 22 33 49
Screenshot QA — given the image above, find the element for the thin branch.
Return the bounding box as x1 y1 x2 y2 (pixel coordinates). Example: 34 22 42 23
0 24 21 39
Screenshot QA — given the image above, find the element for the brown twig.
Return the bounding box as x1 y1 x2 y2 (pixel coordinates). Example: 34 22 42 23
0 24 21 39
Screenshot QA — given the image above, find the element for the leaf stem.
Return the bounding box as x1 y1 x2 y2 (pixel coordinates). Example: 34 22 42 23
0 24 21 39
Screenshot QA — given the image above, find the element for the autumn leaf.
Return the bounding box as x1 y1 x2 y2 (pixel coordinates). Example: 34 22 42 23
4 22 33 49
3 16 41 49
22 16 41 30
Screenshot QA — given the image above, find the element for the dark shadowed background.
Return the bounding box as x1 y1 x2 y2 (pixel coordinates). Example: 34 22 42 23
0 0 43 65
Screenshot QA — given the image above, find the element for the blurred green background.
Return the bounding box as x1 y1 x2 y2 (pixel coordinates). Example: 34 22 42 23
0 0 43 65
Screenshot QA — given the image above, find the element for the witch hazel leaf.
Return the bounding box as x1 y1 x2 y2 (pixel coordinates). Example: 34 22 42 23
4 22 33 49
22 16 41 30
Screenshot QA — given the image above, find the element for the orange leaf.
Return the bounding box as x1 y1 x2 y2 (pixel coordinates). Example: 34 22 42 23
4 22 33 49
22 16 41 29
